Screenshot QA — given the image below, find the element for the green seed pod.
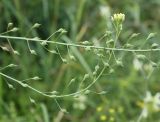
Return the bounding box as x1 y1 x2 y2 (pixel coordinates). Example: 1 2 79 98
83 74 89 80
136 54 146 60
93 71 97 76
104 62 109 67
8 23 13 29
84 90 90 94
29 97 36 104
41 41 47 46
11 27 19 32
82 41 90 45
129 33 140 39
8 64 17 68
13 50 20 55
95 65 100 71
151 61 157 67
85 46 91 51
62 58 67 63
30 50 37 55
1 46 9 52
151 43 159 49
116 60 123 67
7 82 14 89
125 43 133 48
49 50 57 54
146 33 156 40
32 76 41 80
32 23 41 28
109 68 114 73
70 55 76 61
58 28 67 33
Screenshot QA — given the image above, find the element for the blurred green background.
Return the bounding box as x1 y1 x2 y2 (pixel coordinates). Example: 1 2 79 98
0 0 160 122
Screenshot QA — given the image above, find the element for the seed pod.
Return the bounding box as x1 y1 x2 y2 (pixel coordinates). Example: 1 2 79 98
30 50 37 55
57 28 67 33
85 46 91 51
62 58 67 63
1 46 9 52
82 41 90 45
8 23 13 29
109 68 114 73
84 90 90 94
146 33 156 40
83 74 89 80
151 43 159 49
13 50 20 55
32 76 41 80
8 64 17 68
11 27 19 32
95 65 100 71
129 33 140 39
41 41 47 46
32 23 41 28
116 60 123 67
136 54 146 60
104 62 109 67
29 97 36 104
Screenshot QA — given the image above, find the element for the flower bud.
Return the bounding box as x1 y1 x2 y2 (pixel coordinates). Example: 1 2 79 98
111 13 125 23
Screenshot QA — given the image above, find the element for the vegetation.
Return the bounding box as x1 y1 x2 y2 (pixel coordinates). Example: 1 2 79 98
0 0 160 122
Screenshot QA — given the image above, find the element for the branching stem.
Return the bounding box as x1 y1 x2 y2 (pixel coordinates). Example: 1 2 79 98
0 35 159 52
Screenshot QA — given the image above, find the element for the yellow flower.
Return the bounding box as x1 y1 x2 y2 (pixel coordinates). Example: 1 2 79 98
97 106 103 112
100 115 107 121
136 101 144 108
110 117 115 121
109 108 115 114
117 106 124 113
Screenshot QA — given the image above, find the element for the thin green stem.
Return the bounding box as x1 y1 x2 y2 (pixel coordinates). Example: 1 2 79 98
0 66 105 98
0 35 159 52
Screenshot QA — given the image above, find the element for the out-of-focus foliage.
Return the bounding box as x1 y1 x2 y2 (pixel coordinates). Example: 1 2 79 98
0 0 160 122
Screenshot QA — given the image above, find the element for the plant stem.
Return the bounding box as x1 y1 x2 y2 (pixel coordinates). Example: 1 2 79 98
0 35 160 52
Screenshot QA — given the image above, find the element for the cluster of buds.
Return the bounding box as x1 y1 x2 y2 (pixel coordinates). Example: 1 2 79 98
111 13 125 31
111 13 125 23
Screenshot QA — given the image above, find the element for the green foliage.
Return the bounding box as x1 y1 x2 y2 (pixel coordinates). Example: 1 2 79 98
0 0 160 122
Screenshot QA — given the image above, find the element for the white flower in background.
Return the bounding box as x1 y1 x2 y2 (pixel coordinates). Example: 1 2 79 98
99 5 111 19
141 107 148 118
73 95 87 110
133 58 142 71
144 91 153 102
153 92 160 111
140 91 160 119
144 63 153 73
